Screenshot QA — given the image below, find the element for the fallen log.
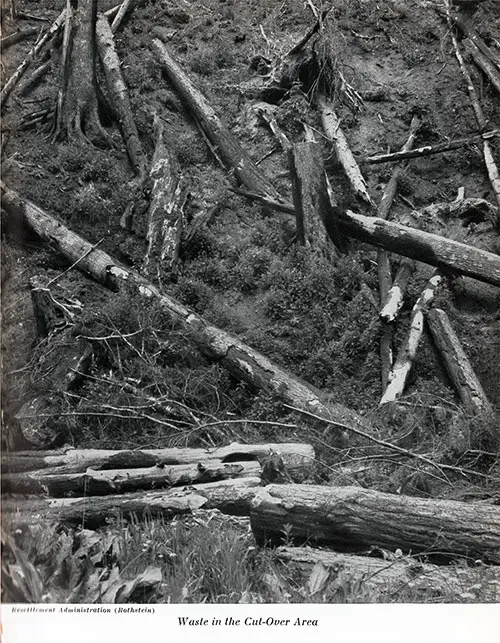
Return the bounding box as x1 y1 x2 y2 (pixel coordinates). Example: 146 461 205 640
2 477 262 530
290 141 346 253
452 15 500 70
275 546 500 601
143 113 184 279
380 258 414 323
2 459 261 496
380 271 443 405
377 116 420 388
463 37 500 96
250 484 500 563
363 131 499 165
224 187 500 286
151 39 282 202
96 14 145 176
110 0 134 33
2 442 315 481
427 308 494 417
0 27 39 50
320 97 375 209
257 104 291 152
1 183 365 437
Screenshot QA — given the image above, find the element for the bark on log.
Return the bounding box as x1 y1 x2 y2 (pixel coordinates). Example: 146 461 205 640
463 38 500 96
1 183 365 437
2 478 262 530
320 97 375 209
151 39 282 202
110 0 134 33
3 459 262 496
2 442 316 481
380 258 414 323
380 271 443 405
0 27 38 50
1 9 66 107
289 141 346 253
275 546 500 601
96 14 145 175
143 113 184 279
427 308 494 417
250 484 500 563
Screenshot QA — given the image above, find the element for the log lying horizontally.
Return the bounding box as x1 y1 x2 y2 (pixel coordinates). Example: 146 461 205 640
2 460 261 496
250 484 500 563
1 182 365 435
151 39 282 202
2 442 315 481
427 308 494 417
2 478 262 530
275 546 500 601
231 187 500 287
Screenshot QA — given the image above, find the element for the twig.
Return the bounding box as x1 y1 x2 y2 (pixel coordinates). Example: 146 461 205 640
45 239 103 287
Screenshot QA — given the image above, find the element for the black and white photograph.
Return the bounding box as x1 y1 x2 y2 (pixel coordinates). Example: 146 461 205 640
1 0 499 637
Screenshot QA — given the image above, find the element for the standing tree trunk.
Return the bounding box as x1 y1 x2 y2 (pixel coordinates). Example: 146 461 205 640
56 0 110 145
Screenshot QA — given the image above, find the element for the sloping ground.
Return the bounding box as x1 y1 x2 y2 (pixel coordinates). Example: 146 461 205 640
1 0 500 603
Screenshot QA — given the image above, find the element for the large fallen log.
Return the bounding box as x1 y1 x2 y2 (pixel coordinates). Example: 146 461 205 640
231 187 500 287
1 183 365 437
2 459 261 496
151 39 282 202
2 442 315 481
250 484 500 563
2 478 262 530
380 271 443 405
289 141 345 253
275 546 500 601
427 307 494 417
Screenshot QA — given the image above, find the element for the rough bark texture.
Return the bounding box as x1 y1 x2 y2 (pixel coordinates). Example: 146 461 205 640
320 97 375 209
380 271 443 405
275 546 500 601
2 442 316 482
427 307 494 417
142 114 184 279
289 141 345 253
2 478 262 530
250 484 500 563
3 459 261 496
1 183 366 439
151 38 282 201
95 13 145 174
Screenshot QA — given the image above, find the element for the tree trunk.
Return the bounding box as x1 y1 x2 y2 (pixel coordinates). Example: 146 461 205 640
319 97 375 209
151 38 282 202
3 459 261 496
1 183 366 440
142 113 184 279
57 0 109 145
289 141 346 253
275 546 500 601
250 484 500 563
2 442 316 482
380 271 443 405
95 13 145 174
427 307 494 417
380 258 414 323
2 477 261 530
231 186 500 287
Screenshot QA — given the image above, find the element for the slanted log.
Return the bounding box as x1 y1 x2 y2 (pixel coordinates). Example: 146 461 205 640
3 459 261 496
151 39 282 202
380 258 414 323
275 546 500 601
463 38 500 96
427 308 494 417
250 484 500 563
143 114 184 279
96 14 145 175
257 104 291 152
289 141 346 253
0 27 39 50
1 183 365 437
2 478 261 530
380 271 443 405
320 97 375 209
2 442 315 482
